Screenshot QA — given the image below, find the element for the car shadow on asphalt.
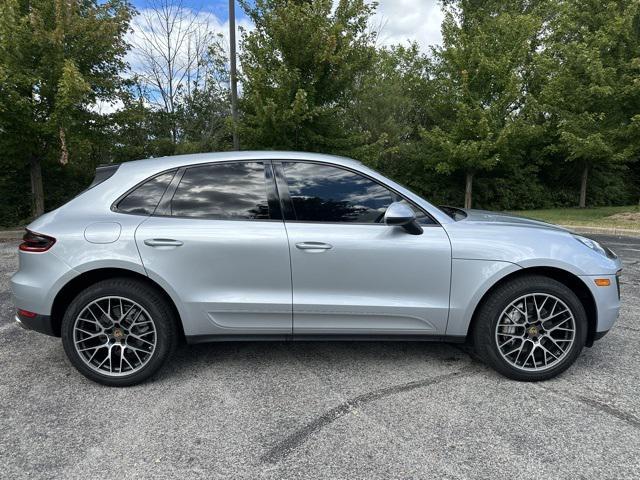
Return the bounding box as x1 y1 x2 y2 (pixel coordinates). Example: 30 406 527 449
157 340 478 382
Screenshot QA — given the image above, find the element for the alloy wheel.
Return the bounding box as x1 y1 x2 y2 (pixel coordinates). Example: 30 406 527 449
494 293 576 371
73 296 157 377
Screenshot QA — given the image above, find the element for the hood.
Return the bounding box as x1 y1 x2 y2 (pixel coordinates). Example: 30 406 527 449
456 208 570 233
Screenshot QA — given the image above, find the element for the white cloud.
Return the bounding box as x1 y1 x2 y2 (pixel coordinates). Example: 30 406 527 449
372 0 444 50
126 7 252 79
90 98 124 115
96 1 442 113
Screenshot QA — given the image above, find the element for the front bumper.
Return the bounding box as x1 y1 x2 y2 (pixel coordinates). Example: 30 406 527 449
15 312 56 336
579 272 621 337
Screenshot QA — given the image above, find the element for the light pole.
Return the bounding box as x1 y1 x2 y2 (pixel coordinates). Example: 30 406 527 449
229 0 240 150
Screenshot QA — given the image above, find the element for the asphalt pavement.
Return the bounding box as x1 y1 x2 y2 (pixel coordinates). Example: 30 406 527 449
0 234 639 479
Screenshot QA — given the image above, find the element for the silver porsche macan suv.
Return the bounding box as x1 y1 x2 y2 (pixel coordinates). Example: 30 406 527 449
11 152 622 386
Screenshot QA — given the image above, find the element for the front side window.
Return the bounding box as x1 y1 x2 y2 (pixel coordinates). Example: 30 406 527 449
170 162 270 220
282 162 399 223
117 170 176 215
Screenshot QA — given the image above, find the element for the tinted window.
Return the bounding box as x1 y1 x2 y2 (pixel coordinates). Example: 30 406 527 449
282 162 398 223
171 162 270 219
117 171 175 215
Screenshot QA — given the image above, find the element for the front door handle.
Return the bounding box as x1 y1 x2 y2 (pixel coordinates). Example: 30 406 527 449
144 238 183 248
295 242 333 251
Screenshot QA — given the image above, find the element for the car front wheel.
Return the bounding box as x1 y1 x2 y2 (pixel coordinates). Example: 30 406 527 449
61 278 177 387
473 275 588 381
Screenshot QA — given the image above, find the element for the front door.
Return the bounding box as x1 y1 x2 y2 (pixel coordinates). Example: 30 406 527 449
135 161 292 337
275 161 452 335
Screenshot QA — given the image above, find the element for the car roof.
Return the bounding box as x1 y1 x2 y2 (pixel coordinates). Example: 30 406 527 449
116 151 364 176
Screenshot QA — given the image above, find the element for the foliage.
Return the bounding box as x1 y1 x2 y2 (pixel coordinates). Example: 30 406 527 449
537 0 640 207
238 0 377 151
0 0 133 220
418 1 546 207
1 0 640 227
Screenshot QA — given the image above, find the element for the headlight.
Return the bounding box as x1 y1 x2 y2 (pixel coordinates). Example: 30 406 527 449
573 235 615 258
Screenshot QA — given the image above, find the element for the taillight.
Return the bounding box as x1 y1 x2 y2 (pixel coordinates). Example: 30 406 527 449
19 230 56 252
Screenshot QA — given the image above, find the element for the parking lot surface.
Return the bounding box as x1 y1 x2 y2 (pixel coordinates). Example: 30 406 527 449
1 234 639 479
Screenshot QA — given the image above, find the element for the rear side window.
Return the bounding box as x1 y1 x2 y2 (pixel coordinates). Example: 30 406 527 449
170 162 270 220
117 171 176 215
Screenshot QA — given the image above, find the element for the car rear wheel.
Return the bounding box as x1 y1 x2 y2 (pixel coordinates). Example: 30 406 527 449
472 275 588 381
61 278 177 387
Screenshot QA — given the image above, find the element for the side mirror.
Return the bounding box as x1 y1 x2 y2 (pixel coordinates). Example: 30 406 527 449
384 202 423 235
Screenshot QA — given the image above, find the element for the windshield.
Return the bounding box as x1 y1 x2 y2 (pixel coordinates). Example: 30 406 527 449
438 205 468 221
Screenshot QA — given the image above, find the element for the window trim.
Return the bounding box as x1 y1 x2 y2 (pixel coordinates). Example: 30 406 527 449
111 168 178 216
273 161 295 221
274 160 439 226
264 162 283 220
154 167 185 216
111 158 440 226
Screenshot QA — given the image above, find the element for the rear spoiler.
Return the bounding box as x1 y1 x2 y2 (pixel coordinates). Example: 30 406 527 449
88 163 121 189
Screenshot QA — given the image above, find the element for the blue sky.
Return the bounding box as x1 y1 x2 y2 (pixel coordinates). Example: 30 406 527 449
131 0 253 23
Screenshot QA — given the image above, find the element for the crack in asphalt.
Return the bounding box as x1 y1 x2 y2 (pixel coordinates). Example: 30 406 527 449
261 368 476 464
539 384 640 430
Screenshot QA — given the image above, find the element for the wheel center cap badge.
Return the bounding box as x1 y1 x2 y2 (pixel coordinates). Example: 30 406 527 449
113 328 124 339
528 326 538 337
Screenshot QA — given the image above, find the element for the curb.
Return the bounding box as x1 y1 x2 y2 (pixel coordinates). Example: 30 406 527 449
559 225 640 238
0 230 23 240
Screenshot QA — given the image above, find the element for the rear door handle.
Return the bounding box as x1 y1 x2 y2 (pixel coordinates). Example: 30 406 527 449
295 242 333 251
144 238 183 247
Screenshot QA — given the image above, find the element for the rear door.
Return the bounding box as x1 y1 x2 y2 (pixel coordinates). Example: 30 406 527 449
134 161 293 338
275 161 452 336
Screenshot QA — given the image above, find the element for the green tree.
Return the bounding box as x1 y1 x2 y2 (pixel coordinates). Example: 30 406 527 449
539 0 640 207
348 45 432 159
106 79 161 163
112 36 233 162
421 0 545 208
347 45 441 192
0 0 132 217
174 41 233 154
238 0 377 152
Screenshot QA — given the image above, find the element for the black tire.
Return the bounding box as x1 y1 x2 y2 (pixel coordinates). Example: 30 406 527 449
472 275 587 381
61 278 177 387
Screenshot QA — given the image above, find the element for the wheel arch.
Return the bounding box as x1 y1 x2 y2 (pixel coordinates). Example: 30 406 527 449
50 268 185 340
467 266 598 347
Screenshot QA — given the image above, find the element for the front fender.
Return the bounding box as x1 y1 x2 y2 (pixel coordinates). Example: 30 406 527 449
444 222 620 275
446 259 522 337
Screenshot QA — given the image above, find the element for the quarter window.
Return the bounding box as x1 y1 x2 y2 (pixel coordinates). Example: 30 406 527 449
117 170 176 215
170 162 271 220
282 162 400 223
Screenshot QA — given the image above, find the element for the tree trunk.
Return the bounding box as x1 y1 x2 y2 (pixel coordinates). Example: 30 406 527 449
59 126 69 165
579 164 589 208
30 155 45 218
464 171 474 209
